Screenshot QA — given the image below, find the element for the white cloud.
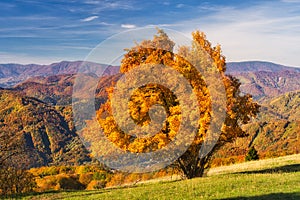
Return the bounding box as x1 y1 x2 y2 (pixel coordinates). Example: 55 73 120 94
121 24 136 29
81 16 99 22
170 2 300 67
84 1 136 11
176 4 184 8
281 0 300 3
84 0 100 5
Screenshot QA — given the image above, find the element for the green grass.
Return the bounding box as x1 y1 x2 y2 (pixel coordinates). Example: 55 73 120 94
17 154 300 200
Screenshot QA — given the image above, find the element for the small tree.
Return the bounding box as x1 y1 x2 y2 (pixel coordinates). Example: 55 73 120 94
245 146 259 161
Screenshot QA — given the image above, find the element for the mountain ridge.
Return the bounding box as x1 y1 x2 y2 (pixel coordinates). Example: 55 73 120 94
1 60 299 168
226 61 300 73
0 61 119 87
0 60 300 88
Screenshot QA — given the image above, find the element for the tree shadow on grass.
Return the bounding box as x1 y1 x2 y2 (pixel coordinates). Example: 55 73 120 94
8 184 143 199
1 189 108 200
221 192 300 200
234 164 300 174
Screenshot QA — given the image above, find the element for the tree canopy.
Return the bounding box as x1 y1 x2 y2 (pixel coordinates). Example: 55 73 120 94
93 29 260 178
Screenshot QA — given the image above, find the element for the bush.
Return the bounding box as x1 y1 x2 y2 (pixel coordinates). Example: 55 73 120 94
56 175 85 190
93 171 107 181
86 180 106 190
75 166 91 174
245 146 259 161
59 166 74 174
39 166 60 177
79 173 93 186
35 176 58 192
106 173 125 187
123 173 141 185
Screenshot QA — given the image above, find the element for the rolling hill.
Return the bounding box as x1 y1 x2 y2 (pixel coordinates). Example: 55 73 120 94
0 60 299 168
213 90 300 165
0 89 91 168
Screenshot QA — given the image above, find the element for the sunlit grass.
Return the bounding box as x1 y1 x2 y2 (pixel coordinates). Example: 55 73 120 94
20 154 300 200
207 153 300 176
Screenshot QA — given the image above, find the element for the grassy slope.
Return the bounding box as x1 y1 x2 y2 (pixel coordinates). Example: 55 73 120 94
21 154 300 200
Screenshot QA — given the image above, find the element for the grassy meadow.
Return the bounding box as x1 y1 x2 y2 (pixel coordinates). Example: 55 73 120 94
15 154 300 200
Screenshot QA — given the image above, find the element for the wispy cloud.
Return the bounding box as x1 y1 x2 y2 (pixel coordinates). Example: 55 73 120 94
121 24 136 29
84 0 136 10
0 15 58 21
281 0 300 3
170 1 300 66
0 2 15 9
176 4 184 8
1 0 300 66
81 16 99 22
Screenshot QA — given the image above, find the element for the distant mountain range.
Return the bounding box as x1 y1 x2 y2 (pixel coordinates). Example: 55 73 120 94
226 61 300 73
1 61 300 100
0 61 119 88
0 60 299 168
227 61 300 100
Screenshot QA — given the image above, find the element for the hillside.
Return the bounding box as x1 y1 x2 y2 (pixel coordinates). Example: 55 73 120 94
213 90 300 165
227 61 300 100
1 60 300 168
13 72 122 107
231 71 300 100
259 90 300 121
0 89 91 168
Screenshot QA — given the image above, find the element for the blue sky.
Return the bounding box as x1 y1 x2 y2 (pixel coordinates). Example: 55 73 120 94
0 0 300 66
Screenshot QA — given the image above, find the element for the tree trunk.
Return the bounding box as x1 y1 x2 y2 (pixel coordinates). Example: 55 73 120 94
177 146 215 179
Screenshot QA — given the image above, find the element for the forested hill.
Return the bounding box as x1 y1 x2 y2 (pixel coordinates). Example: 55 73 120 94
227 61 300 100
0 89 91 168
0 60 299 168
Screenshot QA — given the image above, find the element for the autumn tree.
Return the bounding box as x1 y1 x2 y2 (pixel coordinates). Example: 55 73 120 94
0 132 36 196
95 29 259 178
245 146 259 161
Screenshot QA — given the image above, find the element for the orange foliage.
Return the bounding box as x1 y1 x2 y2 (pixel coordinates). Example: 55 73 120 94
95 29 259 178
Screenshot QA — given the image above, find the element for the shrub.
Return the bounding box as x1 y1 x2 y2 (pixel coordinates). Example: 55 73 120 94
106 173 125 187
92 171 107 181
140 173 152 181
35 176 57 192
86 180 106 190
245 146 259 161
40 166 60 177
56 174 84 190
79 173 93 186
59 166 74 174
123 173 141 185
75 166 91 174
